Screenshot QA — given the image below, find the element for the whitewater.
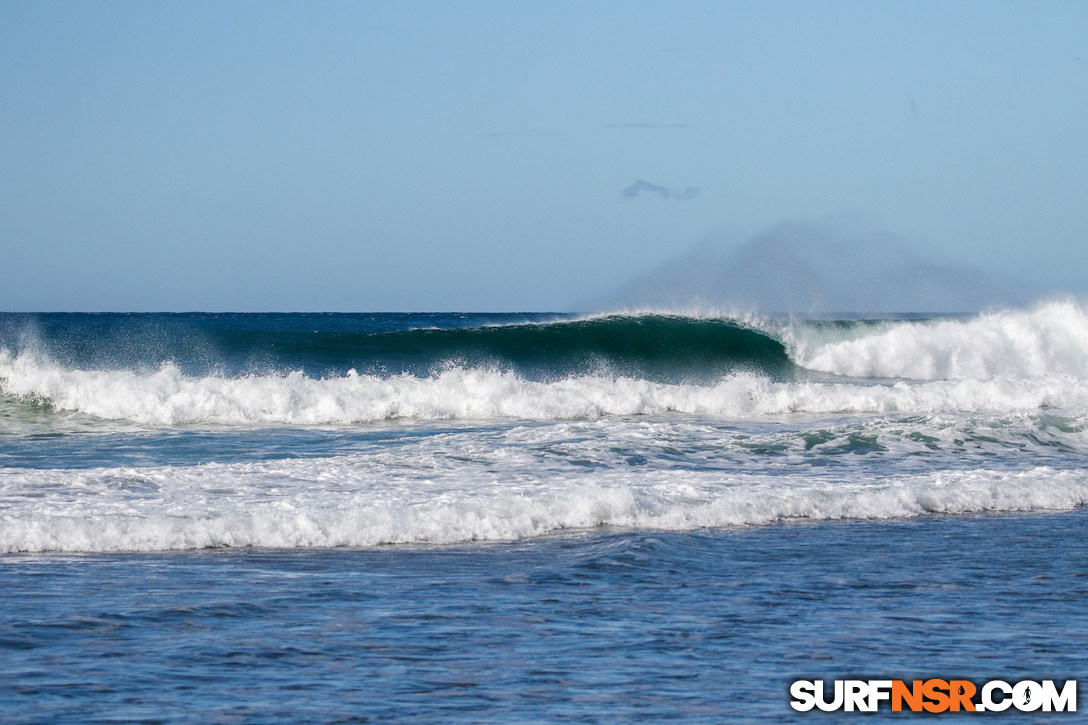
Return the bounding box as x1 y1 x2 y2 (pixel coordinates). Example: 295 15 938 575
2 300 1088 553
4 301 1088 723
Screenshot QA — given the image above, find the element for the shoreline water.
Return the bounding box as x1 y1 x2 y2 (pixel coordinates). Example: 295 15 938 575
2 307 1087 720
3 508 1086 723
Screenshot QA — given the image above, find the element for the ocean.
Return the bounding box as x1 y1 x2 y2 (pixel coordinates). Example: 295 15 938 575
2 304 1086 722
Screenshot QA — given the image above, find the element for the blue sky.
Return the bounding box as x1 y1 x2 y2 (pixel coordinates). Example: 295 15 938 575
2 1 1086 311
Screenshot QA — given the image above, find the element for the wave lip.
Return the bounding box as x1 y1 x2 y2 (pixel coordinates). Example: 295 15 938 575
0 312 792 381
4 302 1088 426
356 314 795 381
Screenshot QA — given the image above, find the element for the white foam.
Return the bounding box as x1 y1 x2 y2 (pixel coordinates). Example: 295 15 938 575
790 299 1088 380
4 301 1088 426
2 456 1085 553
4 348 1088 426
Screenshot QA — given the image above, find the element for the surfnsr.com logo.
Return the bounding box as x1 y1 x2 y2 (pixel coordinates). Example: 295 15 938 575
790 679 1077 713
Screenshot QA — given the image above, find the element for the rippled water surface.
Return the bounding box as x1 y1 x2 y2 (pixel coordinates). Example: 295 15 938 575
3 309 1088 720
3 510 1086 723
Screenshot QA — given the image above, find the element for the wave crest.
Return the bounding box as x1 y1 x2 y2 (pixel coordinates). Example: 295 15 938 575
791 300 1088 380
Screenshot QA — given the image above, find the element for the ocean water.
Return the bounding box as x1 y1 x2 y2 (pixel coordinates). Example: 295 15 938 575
2 303 1087 721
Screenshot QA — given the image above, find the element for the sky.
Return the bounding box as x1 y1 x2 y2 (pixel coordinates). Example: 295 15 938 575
1 0 1086 312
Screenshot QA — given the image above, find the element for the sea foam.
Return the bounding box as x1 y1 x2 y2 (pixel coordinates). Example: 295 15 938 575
792 299 1088 380
3 301 1088 426
2 350 1086 425
2 458 1085 552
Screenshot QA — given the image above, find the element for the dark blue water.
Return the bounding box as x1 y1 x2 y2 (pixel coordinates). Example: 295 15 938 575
3 308 1088 720
3 511 1086 723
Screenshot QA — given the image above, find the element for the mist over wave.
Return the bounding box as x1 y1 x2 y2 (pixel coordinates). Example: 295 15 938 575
2 300 1087 426
4 304 1088 553
611 217 1038 314
789 298 1088 380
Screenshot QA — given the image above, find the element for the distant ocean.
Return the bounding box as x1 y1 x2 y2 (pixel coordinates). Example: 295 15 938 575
2 304 1087 722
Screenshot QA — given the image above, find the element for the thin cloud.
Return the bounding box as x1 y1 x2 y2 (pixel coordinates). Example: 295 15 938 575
621 179 700 201
606 122 694 130
476 130 565 137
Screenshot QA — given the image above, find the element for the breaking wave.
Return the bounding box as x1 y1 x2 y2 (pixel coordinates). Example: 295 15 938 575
2 300 1087 426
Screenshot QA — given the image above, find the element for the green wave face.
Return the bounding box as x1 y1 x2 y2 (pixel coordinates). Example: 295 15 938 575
0 313 795 383
361 316 795 382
